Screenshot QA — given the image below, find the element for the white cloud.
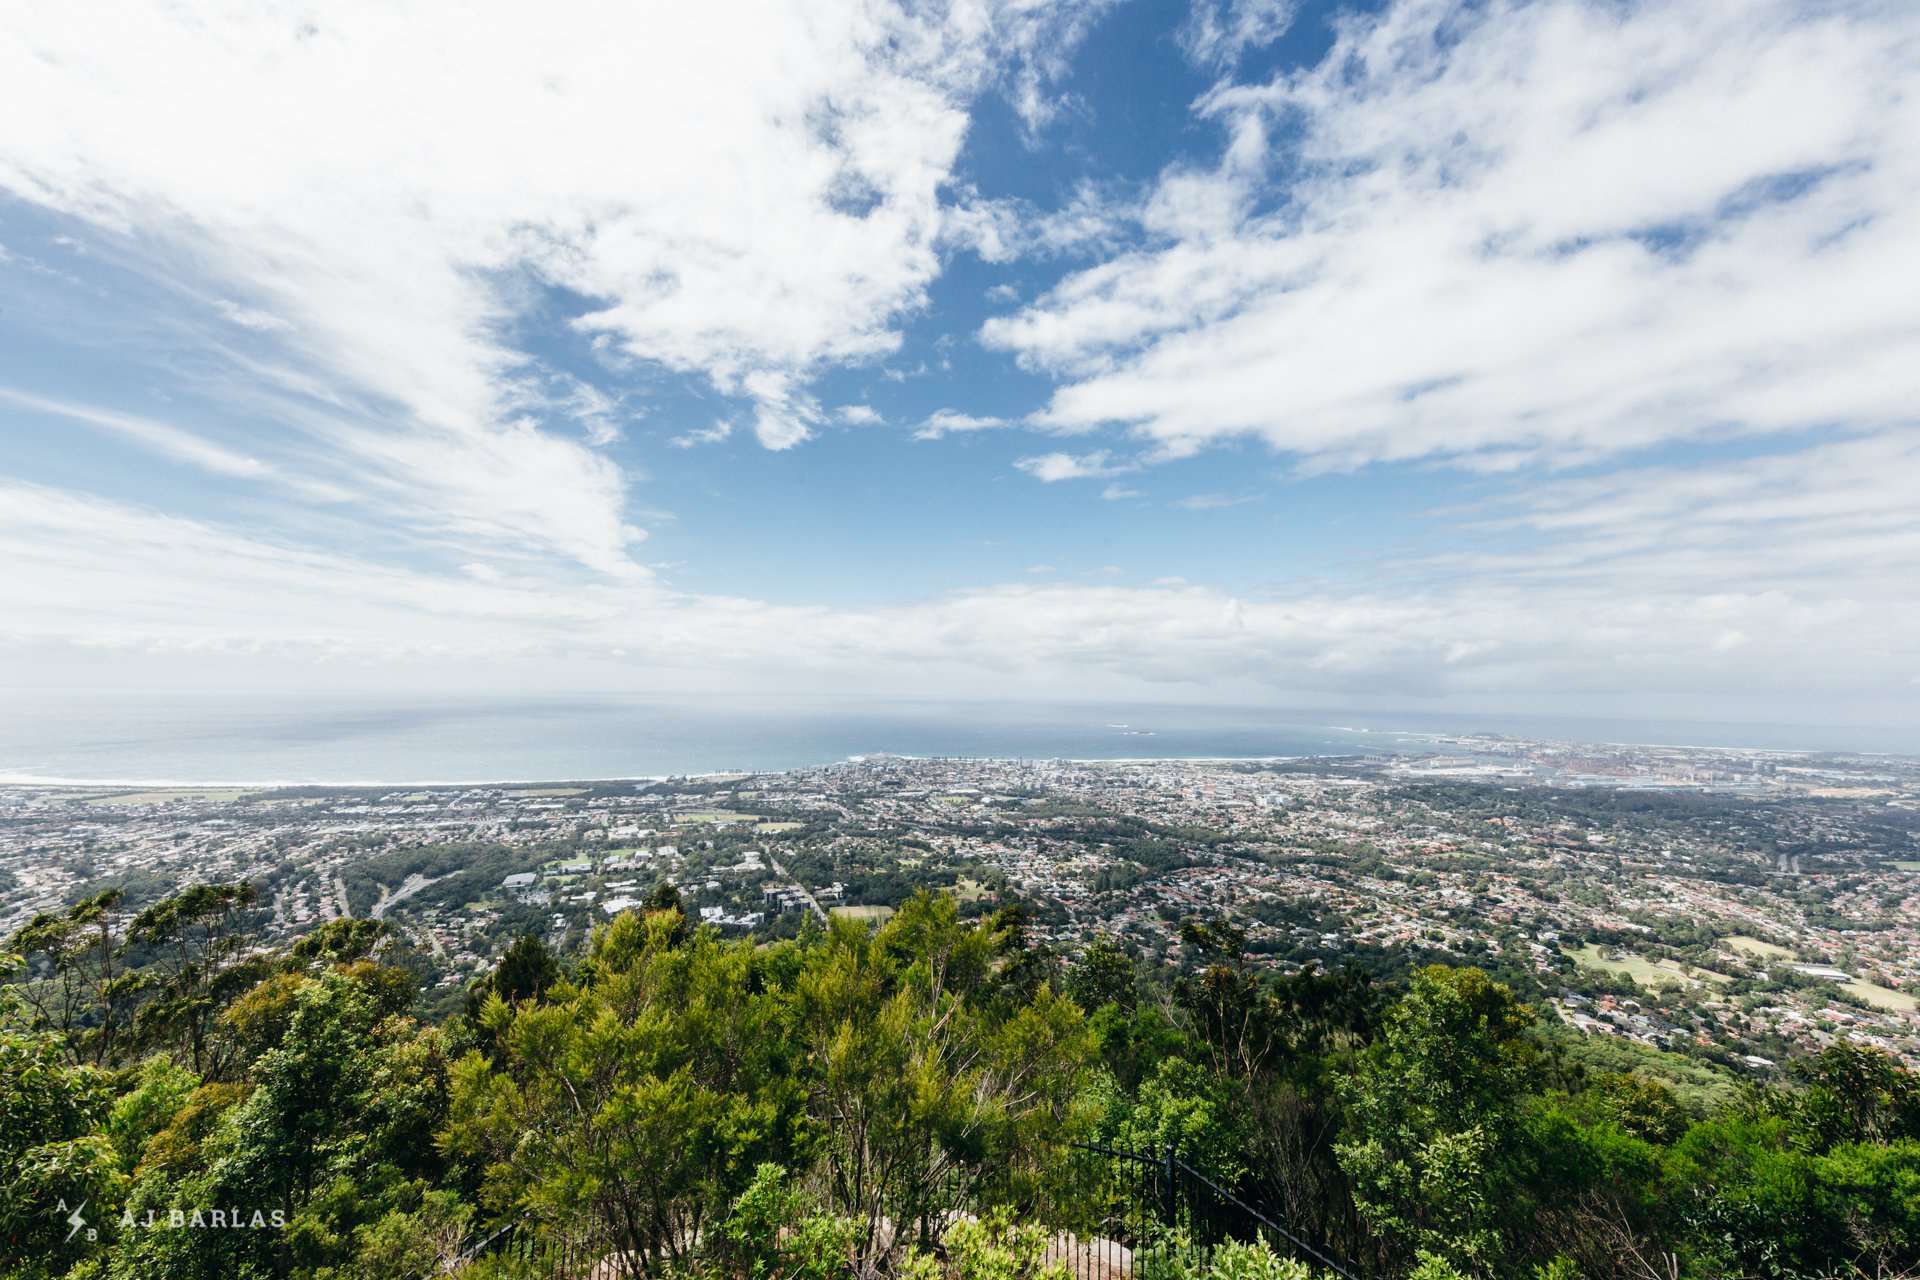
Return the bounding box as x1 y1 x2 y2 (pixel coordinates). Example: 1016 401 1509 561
1180 0 1297 71
1014 449 1135 481
552 378 625 447
987 0 1920 471
0 387 268 481
212 299 290 332
838 405 884 426
943 182 1134 263
916 409 1008 439
4 0 1917 731
1174 492 1257 510
3 422 1917 723
0 0 1106 567
671 420 735 449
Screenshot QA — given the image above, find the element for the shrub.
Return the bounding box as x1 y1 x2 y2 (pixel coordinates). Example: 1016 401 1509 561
945 1207 1067 1280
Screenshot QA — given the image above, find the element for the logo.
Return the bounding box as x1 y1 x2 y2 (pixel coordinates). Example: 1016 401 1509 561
57 1199 94 1243
52 1198 289 1243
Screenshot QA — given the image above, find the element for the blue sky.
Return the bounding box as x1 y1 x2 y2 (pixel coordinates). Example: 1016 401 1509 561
1 0 1917 728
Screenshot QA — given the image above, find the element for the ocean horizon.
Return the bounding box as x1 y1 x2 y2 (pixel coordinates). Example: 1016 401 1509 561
2 688 1915 787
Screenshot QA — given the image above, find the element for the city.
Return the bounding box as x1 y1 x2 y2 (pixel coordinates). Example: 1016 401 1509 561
8 737 1917 1075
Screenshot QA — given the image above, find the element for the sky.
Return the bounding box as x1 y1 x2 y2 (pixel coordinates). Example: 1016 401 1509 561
1 0 1917 730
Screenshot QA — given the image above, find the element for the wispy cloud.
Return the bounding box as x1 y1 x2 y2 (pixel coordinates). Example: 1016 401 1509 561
1174 492 1257 510
0 0 1110 566
1179 0 1296 71
916 410 1008 439
0 387 269 481
988 0 1920 471
1015 449 1135 481
3 0 1916 729
671 420 735 449
212 299 290 332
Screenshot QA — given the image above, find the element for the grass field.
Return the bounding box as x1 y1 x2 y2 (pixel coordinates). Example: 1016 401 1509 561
1569 944 1729 988
82 788 256 805
831 904 895 922
1841 980 1919 1013
675 811 757 824
1891 861 1920 872
505 787 587 797
952 876 992 903
1723 935 1794 959
757 822 804 833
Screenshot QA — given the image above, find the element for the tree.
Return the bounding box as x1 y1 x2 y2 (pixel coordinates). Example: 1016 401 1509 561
1336 966 1537 1274
127 883 264 1076
1068 935 1138 1014
446 908 799 1277
0 956 123 1280
806 893 1093 1256
7 890 133 1067
1792 1042 1920 1151
490 933 561 1006
109 962 446 1280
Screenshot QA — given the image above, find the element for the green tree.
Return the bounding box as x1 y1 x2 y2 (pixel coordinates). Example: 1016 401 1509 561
0 956 123 1280
1068 936 1138 1015
1336 966 1537 1274
489 934 561 1005
127 883 264 1077
1792 1042 1920 1151
7 889 134 1067
446 908 800 1277
804 893 1093 1256
108 962 445 1280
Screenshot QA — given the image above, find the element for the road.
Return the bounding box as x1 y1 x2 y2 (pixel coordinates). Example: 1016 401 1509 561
764 854 828 921
371 872 439 920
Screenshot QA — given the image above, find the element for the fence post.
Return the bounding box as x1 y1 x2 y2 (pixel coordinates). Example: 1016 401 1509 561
1161 1143 1176 1230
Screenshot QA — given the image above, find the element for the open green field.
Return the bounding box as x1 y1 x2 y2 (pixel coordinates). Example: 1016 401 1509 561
831 904 895 922
1569 944 1729 988
675 811 757 824
1723 935 1794 959
505 787 587 797
1841 980 1919 1013
1890 861 1920 872
79 788 256 806
757 822 804 833
952 876 992 903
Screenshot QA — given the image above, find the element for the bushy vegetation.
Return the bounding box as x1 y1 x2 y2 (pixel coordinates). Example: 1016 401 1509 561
6 885 1920 1280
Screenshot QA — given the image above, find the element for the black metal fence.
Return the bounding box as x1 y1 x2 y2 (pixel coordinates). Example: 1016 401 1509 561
435 1144 1368 1280
1050 1143 1369 1280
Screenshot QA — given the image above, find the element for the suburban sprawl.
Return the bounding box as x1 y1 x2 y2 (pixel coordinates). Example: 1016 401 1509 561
5 735 1919 1073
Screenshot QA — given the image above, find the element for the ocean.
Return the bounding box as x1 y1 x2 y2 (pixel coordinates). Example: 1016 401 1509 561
0 689 1911 786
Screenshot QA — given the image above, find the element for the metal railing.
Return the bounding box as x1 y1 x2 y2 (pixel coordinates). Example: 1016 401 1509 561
1057 1143 1370 1280
431 1144 1369 1280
